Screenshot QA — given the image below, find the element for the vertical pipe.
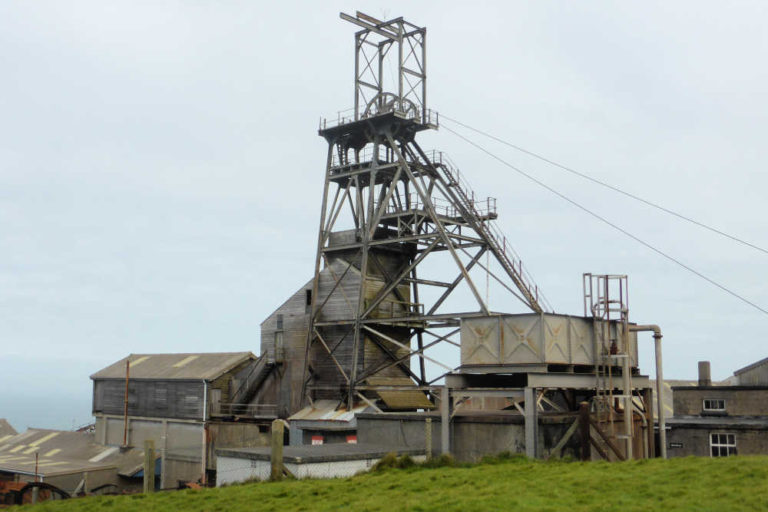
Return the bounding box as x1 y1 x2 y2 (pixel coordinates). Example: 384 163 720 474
622 354 633 459
655 333 666 459
201 380 208 485
630 325 665 458
425 417 432 460
160 420 168 490
201 424 208 486
122 359 130 447
524 387 537 458
440 386 450 455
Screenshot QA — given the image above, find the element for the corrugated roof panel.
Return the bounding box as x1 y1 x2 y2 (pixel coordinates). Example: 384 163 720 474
91 352 257 381
367 377 435 410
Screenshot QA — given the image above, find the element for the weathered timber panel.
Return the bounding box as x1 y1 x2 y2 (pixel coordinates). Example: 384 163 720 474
93 380 205 420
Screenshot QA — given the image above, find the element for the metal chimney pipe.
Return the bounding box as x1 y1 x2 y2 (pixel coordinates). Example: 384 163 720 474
698 361 712 387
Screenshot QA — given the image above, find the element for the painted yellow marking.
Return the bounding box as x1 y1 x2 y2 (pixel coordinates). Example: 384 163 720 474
0 456 27 462
173 355 199 368
9 445 26 453
130 355 150 367
29 432 59 447
22 446 39 455
37 461 68 467
43 448 62 457
0 435 14 443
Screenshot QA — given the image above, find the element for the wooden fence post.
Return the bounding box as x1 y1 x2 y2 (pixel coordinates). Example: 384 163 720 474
270 419 284 481
143 440 155 493
578 402 591 461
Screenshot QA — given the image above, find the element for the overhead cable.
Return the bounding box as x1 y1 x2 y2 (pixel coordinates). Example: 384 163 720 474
440 114 768 256
442 123 768 317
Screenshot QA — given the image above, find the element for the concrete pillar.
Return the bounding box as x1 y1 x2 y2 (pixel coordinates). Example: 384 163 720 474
425 418 432 460
524 387 538 458
440 386 451 455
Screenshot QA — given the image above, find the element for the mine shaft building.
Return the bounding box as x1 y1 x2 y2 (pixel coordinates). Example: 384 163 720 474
243 11 667 464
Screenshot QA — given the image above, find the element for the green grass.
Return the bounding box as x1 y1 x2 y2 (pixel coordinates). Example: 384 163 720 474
24 455 768 512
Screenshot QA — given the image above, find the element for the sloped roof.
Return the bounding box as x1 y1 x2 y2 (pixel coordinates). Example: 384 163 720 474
0 419 17 437
734 356 768 376
91 352 256 381
289 400 370 423
0 428 143 478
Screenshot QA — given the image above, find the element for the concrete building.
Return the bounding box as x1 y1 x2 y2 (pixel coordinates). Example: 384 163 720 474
668 361 768 457
91 352 270 487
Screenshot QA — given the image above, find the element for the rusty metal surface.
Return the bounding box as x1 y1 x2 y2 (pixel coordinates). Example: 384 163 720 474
288 400 369 422
367 377 435 409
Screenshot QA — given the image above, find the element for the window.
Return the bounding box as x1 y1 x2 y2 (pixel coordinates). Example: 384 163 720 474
710 433 737 457
305 289 313 307
276 314 284 330
703 399 726 412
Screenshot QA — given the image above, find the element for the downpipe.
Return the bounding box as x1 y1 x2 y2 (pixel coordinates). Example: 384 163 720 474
629 324 666 459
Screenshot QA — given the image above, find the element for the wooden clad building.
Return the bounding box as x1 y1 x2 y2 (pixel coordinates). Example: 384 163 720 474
258 230 425 418
90 352 270 487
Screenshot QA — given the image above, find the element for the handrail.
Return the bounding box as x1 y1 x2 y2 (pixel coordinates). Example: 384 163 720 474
320 106 439 130
423 150 554 313
213 403 277 417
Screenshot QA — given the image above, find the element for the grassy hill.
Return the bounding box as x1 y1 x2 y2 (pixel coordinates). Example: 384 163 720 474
24 454 768 512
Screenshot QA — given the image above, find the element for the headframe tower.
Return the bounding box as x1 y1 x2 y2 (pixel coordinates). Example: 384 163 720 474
303 12 551 409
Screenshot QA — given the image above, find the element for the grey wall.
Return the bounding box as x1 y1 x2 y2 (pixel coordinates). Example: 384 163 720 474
93 380 205 420
667 426 768 457
355 413 582 462
673 388 768 416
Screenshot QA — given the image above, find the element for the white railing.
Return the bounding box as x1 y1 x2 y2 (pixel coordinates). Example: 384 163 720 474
319 107 439 130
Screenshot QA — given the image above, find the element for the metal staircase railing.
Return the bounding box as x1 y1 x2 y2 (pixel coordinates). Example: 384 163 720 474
230 356 274 407
422 150 553 313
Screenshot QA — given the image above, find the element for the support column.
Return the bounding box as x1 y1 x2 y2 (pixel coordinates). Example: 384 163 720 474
270 419 284 481
143 440 155 494
524 387 538 459
440 385 451 455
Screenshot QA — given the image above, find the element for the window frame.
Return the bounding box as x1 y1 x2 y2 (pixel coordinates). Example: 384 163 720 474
702 398 726 412
709 432 737 457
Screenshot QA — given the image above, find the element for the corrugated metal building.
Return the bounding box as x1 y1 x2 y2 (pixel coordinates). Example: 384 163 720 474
0 428 146 494
91 352 270 487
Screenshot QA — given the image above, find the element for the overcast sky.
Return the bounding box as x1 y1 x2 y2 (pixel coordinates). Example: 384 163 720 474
1 1 767 431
